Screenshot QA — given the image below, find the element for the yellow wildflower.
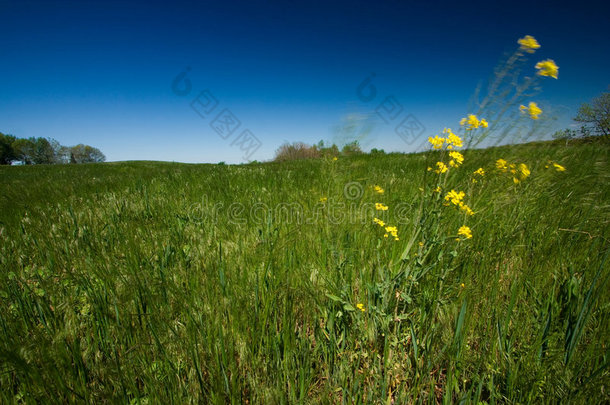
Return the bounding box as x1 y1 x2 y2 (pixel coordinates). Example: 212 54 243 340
553 163 566 172
375 203 389 211
443 128 463 148
518 35 540 53
460 114 487 130
319 196 328 203
535 59 559 79
444 190 465 206
356 303 366 312
520 163 530 177
520 102 542 119
373 185 384 194
384 226 399 241
459 203 474 216
428 135 445 150
333 156 338 161
513 163 531 183
433 186 442 193
373 217 385 227
496 158 509 172
474 168 485 176
448 151 464 167
435 161 448 174
457 225 473 239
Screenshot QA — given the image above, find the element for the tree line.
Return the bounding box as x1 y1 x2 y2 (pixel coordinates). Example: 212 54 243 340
0 132 105 165
274 140 366 162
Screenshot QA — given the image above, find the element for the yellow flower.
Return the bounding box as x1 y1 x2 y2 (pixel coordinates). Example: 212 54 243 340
433 186 442 193
435 161 448 174
519 163 530 177
428 135 445 149
460 114 487 130
460 282 465 288
457 225 473 239
518 35 540 53
373 185 384 194
444 190 465 206
474 167 485 176
384 226 399 241
520 102 542 119
373 217 385 227
496 158 509 172
319 196 328 203
448 151 464 167
535 59 559 79
333 156 338 161
375 203 389 211
459 203 474 216
553 163 566 172
442 128 463 149
513 163 530 183
418 241 424 247
356 303 366 312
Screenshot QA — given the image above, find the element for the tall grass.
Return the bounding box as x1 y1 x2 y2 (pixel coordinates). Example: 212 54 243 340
0 138 608 403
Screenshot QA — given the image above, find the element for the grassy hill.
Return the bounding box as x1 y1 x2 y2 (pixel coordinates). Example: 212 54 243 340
0 139 608 403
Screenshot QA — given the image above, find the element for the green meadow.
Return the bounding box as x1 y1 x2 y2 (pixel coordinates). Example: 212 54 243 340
0 138 609 403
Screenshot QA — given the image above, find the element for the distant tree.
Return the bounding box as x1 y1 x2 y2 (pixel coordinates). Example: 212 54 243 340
69 144 106 163
341 140 363 156
12 138 35 164
574 91 610 137
31 137 56 164
0 132 17 165
370 148 385 155
274 142 321 161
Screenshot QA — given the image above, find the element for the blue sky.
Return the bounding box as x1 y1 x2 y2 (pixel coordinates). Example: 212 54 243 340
1 0 609 163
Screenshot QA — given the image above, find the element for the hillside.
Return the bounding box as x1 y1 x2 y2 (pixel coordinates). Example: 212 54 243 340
0 139 609 403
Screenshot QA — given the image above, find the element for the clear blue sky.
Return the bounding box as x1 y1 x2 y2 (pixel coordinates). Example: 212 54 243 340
1 0 609 163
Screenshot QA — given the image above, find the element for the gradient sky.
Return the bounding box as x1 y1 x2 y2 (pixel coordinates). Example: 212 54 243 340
1 0 609 163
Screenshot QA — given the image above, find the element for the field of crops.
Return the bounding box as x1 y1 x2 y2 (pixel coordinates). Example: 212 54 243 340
0 138 609 403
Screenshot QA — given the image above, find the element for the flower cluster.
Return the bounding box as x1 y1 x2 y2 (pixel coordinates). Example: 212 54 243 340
518 35 540 53
472 167 485 183
373 185 384 194
535 59 558 79
520 102 542 119
427 128 463 151
375 203 388 211
460 114 489 130
448 151 464 167
496 159 530 183
457 225 473 240
444 190 474 216
372 193 400 241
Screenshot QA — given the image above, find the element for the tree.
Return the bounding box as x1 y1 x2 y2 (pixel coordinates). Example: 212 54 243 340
69 144 106 163
12 138 35 164
341 140 363 156
0 132 17 165
574 91 610 137
31 137 56 164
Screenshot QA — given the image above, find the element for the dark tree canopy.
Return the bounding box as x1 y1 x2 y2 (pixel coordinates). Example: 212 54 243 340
0 132 106 165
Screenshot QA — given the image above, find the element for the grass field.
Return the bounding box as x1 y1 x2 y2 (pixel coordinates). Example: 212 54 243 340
0 138 609 403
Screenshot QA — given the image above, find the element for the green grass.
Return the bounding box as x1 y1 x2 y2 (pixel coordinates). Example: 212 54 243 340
0 139 609 403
